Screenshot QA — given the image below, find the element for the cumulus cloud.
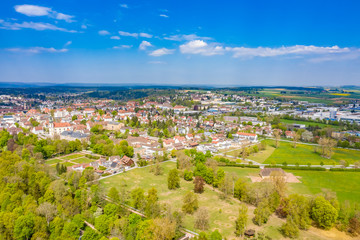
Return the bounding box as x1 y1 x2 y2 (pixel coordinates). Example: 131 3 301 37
164 34 212 41
139 41 152 50
119 31 138 37
226 45 350 58
14 4 75 23
160 14 169 18
113 45 132 49
140 32 152 38
6 47 68 54
0 20 76 32
149 48 175 57
120 4 128 8
180 40 224 56
98 30 110 36
110 36 120 40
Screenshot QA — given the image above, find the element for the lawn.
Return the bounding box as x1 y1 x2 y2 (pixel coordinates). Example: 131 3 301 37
287 170 360 205
61 153 84 160
247 145 276 164
72 157 94 164
45 158 62 165
263 140 360 165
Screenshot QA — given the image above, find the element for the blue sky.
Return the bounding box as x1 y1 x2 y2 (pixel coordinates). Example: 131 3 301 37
1 0 360 86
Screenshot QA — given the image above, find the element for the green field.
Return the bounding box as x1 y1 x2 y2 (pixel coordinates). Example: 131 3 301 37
73 157 94 164
61 153 84 160
280 119 340 129
45 159 62 165
256 140 360 165
288 170 360 205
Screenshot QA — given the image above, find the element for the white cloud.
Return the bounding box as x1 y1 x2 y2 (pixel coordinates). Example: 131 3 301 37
140 32 152 38
6 47 68 54
110 36 120 40
64 41 72 47
226 45 350 58
149 48 175 57
160 14 169 18
113 45 132 49
0 20 76 32
81 24 87 29
120 4 128 8
164 34 212 41
98 30 110 36
119 31 138 37
14 4 75 23
139 41 152 50
180 40 224 56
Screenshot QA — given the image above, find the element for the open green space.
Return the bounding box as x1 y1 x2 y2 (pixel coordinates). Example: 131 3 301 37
60 153 84 160
287 170 360 205
280 119 340 129
72 157 94 164
100 162 337 239
45 158 62 165
261 140 360 165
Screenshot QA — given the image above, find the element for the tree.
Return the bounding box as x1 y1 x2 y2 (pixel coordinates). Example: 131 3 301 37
219 174 234 199
273 129 281 148
253 200 272 226
235 203 248 237
145 188 161 218
182 191 198 214
194 176 205 194
234 177 248 201
14 213 35 240
210 230 222 240
310 196 338 229
281 216 299 238
184 170 193 181
168 169 180 190
292 132 300 148
131 188 146 211
194 207 209 230
301 130 313 142
108 187 120 203
37 202 57 225
270 171 287 197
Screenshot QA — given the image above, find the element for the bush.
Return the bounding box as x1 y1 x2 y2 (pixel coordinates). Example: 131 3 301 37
184 170 193 181
225 162 260 168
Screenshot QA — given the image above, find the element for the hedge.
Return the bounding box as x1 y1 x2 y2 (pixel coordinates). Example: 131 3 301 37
225 163 260 168
329 168 360 172
265 166 326 171
85 154 100 160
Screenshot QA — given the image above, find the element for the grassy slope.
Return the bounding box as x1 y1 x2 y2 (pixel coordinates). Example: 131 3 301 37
100 162 351 239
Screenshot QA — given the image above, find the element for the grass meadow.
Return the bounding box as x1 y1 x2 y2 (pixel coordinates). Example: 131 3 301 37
100 161 352 239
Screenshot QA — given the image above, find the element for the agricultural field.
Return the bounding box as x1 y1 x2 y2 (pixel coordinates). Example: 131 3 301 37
249 140 360 165
247 88 360 105
100 161 351 239
45 152 95 167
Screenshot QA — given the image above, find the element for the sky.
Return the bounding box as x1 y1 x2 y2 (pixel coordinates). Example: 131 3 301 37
1 0 360 86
